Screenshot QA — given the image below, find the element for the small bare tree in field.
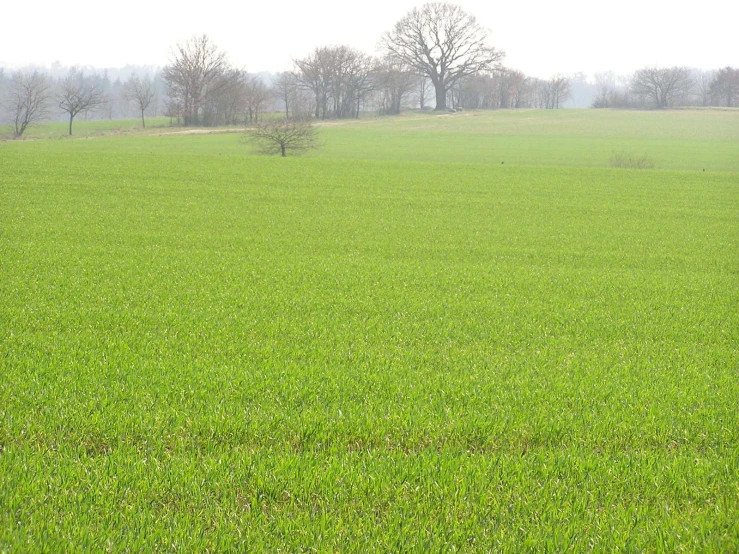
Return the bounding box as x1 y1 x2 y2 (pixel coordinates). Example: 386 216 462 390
5 71 52 137
249 117 318 157
124 74 156 128
57 70 107 135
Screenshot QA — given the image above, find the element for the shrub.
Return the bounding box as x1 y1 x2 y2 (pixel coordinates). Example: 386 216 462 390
609 151 656 169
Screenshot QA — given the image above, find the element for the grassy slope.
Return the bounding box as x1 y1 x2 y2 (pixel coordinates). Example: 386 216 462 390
4 116 173 140
6 108 739 171
1 110 738 551
318 109 739 171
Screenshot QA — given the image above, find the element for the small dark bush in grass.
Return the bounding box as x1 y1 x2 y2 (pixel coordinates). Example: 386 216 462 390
610 151 656 169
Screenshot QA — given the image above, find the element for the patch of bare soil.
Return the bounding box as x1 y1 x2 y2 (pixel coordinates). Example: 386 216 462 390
153 128 251 136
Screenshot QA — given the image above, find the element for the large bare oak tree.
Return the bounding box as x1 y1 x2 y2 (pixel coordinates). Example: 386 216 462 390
381 2 504 110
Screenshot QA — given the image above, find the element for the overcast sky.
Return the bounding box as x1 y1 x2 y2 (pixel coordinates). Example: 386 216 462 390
1 0 736 79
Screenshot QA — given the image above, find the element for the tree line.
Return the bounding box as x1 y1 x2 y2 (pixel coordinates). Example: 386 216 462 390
2 2 737 137
0 67 168 137
592 66 738 109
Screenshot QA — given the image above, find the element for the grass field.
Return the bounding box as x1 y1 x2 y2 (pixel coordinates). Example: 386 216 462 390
1 109 738 551
6 108 739 171
2 116 172 140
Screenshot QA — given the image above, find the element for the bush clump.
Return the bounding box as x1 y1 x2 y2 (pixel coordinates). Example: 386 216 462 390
610 151 656 169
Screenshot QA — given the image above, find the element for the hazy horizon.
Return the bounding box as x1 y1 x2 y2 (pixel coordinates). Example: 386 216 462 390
2 0 736 79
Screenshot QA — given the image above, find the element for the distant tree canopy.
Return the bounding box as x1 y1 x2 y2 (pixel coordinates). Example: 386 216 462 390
710 67 739 107
160 35 279 127
294 46 375 120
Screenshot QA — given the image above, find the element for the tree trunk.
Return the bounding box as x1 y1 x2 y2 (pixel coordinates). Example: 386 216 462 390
434 83 446 110
141 109 146 129
69 114 74 136
280 144 286 157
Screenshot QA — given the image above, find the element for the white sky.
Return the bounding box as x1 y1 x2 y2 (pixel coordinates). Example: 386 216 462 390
1 0 736 79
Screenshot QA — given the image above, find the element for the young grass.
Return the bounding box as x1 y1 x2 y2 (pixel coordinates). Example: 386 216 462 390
1 109 738 551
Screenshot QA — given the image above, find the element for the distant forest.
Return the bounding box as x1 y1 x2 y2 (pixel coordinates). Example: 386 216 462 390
1 2 737 137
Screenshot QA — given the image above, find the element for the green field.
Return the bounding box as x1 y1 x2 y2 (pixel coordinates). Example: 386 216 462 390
1 109 738 551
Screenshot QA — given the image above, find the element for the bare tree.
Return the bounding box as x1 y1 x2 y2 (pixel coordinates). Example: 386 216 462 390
341 50 377 118
57 70 108 135
163 34 229 126
5 71 52 137
209 68 249 125
592 72 616 108
694 70 715 107
710 67 739 107
532 78 550 109
244 75 271 124
630 66 694 109
164 97 184 125
124 74 156 128
418 75 432 109
509 71 532 108
382 2 504 110
456 71 500 109
295 47 333 119
249 117 318 157
548 75 571 109
378 57 417 115
272 72 298 117
295 46 377 119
